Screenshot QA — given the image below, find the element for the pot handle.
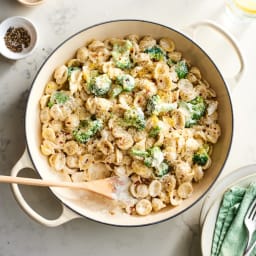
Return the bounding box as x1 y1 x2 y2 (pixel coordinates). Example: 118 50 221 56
11 148 81 227
183 20 245 91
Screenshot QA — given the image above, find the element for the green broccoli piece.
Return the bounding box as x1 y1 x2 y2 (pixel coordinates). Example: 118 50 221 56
130 148 149 158
130 146 162 167
147 95 177 116
48 91 69 108
73 119 103 144
130 146 170 177
175 60 188 79
144 46 165 61
149 126 161 137
109 74 135 98
144 147 170 177
179 96 207 127
112 40 133 70
108 84 123 98
144 146 164 168
88 74 112 96
154 161 170 177
112 51 132 70
117 74 135 92
189 96 207 120
193 145 209 166
113 40 133 53
123 107 146 130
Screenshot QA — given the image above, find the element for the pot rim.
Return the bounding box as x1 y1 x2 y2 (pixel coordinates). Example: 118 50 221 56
24 18 234 227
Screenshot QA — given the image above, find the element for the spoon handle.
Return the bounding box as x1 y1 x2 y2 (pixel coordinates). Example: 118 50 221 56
0 175 115 199
0 175 88 189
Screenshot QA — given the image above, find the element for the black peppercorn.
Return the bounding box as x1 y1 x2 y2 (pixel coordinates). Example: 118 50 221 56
4 26 31 53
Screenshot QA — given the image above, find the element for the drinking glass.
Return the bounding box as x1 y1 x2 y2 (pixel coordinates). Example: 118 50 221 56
225 0 256 20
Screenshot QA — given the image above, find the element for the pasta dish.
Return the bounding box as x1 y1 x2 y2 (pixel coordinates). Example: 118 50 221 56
39 35 221 216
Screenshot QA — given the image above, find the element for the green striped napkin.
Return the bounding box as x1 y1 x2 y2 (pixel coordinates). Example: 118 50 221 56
211 183 256 256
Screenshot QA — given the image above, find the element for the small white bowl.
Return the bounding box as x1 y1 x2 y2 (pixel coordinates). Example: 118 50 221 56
200 164 256 255
0 16 38 60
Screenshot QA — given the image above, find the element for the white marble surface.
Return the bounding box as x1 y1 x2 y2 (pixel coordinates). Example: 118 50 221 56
1 0 256 255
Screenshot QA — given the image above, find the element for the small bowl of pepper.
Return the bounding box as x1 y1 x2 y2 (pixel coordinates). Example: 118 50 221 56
0 16 38 60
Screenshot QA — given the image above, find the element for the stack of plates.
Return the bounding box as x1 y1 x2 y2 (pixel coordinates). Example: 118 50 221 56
200 164 256 255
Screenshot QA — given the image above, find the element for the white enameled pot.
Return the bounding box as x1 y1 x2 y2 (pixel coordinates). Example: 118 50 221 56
11 20 244 227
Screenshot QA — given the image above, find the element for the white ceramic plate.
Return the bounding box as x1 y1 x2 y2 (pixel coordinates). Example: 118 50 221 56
200 164 256 256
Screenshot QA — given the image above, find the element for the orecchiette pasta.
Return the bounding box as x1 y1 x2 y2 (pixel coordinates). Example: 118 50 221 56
49 152 66 171
54 65 68 85
159 38 175 52
139 36 156 51
45 81 59 94
169 190 182 206
152 198 166 212
63 141 79 156
42 127 56 142
39 34 221 216
66 155 79 169
148 180 162 197
177 182 193 199
129 183 149 199
135 199 152 215
40 140 57 156
40 107 51 123
76 47 89 62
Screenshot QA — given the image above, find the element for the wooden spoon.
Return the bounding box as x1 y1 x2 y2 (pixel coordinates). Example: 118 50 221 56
0 175 130 200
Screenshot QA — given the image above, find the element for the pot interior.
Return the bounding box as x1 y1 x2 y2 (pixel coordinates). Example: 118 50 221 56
26 20 233 226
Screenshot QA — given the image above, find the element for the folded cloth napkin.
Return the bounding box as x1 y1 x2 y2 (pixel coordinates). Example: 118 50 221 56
211 186 245 256
211 182 256 256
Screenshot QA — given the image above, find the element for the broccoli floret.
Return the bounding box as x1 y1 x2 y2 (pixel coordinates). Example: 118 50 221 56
179 96 207 127
144 146 164 168
123 107 146 130
109 74 135 98
144 147 170 177
88 74 112 96
149 126 161 137
189 96 207 119
175 60 188 79
193 145 209 166
144 46 165 61
130 146 170 177
112 51 132 70
154 161 170 177
112 40 133 70
73 119 103 144
147 95 177 116
113 40 133 53
117 74 135 92
48 91 69 108
130 146 163 167
130 148 149 158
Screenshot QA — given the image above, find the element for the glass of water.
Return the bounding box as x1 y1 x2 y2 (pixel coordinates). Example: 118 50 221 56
226 0 256 20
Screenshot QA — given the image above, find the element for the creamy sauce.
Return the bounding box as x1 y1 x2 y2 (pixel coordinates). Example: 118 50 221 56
151 150 164 169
